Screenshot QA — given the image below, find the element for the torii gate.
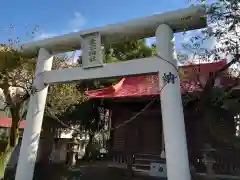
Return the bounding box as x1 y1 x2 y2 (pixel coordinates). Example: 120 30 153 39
15 6 206 180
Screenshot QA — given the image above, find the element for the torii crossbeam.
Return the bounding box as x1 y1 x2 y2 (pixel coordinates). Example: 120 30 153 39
15 6 206 180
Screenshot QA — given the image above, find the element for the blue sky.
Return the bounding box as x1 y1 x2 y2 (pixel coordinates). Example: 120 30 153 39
0 0 214 58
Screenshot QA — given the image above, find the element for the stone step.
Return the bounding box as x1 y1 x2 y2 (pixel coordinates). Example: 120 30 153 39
135 158 165 164
133 153 166 171
133 163 150 171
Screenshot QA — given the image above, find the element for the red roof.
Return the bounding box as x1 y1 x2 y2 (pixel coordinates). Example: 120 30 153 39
0 118 26 129
85 60 231 99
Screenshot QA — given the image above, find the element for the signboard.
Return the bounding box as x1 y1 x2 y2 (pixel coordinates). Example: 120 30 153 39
149 162 167 178
80 32 103 69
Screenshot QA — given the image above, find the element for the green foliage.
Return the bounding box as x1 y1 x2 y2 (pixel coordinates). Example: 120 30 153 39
46 82 82 117
104 39 154 61
0 44 83 176
0 45 35 177
0 146 14 178
0 45 25 73
0 45 35 80
35 55 83 119
63 99 100 133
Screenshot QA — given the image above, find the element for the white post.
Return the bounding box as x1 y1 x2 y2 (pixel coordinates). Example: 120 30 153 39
15 48 53 180
156 24 191 180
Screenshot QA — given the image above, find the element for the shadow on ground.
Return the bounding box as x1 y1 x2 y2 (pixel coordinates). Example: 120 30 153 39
4 161 163 180
3 161 231 180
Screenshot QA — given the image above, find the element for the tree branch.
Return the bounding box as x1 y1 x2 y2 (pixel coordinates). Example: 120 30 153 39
1 80 14 108
45 109 81 134
203 42 240 94
0 104 9 112
214 58 239 79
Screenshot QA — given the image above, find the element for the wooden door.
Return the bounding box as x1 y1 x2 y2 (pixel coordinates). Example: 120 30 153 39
139 115 162 154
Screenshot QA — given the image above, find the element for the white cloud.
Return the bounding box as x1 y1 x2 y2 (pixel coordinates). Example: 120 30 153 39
69 12 86 32
32 12 86 61
33 12 86 41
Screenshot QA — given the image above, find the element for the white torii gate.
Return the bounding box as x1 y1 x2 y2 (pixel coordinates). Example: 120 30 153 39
15 6 206 180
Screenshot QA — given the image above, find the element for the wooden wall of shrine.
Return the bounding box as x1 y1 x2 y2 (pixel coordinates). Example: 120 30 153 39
107 98 209 163
104 97 240 175
109 100 163 155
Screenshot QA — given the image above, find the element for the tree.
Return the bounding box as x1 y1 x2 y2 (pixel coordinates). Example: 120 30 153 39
61 99 102 160
104 39 155 61
39 56 82 164
181 0 240 148
0 45 35 178
0 43 82 177
45 56 82 119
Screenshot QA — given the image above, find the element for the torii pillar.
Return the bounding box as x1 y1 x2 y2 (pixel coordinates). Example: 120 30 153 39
15 48 53 180
157 24 191 180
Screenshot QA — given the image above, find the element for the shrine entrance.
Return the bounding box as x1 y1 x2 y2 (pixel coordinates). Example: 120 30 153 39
138 113 162 154
15 6 206 180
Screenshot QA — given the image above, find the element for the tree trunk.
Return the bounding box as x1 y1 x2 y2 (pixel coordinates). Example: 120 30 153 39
0 107 21 179
40 118 56 165
0 144 14 179
83 133 94 160
0 81 23 178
